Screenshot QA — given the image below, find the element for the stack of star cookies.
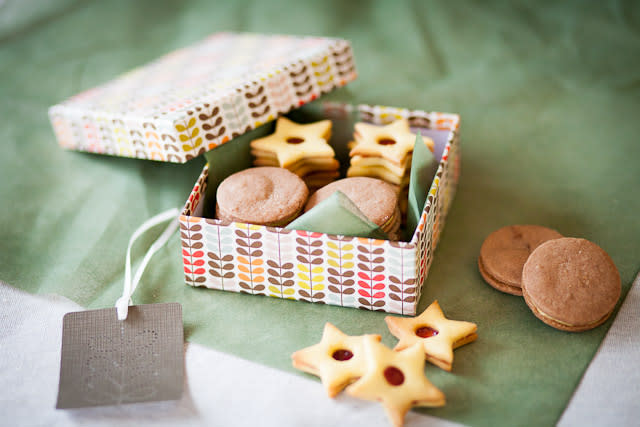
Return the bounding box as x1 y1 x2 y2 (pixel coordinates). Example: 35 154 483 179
250 117 340 191
346 118 434 215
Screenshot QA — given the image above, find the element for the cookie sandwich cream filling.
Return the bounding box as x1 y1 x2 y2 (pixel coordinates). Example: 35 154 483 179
523 288 615 329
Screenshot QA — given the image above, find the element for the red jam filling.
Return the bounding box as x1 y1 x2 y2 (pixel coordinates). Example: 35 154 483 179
383 366 405 386
286 137 305 144
377 137 396 145
332 349 353 361
415 326 439 338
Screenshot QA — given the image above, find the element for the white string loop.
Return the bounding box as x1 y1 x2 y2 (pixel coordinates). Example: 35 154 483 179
115 208 180 320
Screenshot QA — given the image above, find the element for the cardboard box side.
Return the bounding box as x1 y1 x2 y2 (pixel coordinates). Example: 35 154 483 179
49 104 178 161
411 128 460 290
180 213 420 314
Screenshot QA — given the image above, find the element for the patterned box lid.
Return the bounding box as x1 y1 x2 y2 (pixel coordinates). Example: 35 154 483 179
49 32 357 163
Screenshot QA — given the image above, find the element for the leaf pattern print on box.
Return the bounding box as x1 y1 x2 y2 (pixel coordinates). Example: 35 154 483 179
204 219 235 291
326 236 356 307
295 231 325 303
264 228 296 299
235 224 266 295
180 219 206 285
197 104 228 150
49 34 357 162
387 241 418 316
356 238 386 311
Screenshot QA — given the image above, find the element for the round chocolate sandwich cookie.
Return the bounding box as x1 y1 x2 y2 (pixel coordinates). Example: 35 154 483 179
216 167 308 227
478 225 563 296
522 237 621 332
304 177 398 235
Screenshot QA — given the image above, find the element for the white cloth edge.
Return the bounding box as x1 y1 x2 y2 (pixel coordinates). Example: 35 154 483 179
0 281 461 427
557 270 640 426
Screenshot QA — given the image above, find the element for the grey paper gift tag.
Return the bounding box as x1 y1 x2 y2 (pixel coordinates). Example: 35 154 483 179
56 303 184 409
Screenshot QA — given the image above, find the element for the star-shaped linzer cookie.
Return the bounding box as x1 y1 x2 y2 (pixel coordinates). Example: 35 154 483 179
350 119 434 165
250 116 335 167
346 337 445 427
385 300 478 372
291 323 381 398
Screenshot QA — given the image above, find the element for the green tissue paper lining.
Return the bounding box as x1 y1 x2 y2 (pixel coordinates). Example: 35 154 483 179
286 190 388 240
406 132 438 240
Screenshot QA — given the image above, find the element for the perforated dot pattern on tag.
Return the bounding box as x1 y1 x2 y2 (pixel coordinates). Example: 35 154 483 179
56 303 183 409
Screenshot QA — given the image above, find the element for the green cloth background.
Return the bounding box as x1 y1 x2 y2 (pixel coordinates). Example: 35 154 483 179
1 1 639 425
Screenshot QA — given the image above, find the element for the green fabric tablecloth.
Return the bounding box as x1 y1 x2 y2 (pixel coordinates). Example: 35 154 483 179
1 1 639 425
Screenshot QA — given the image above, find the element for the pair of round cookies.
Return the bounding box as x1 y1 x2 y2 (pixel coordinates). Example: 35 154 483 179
479 225 620 332
216 167 399 238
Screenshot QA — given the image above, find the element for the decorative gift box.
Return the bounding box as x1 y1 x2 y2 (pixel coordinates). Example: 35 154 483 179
49 32 460 315
181 102 459 315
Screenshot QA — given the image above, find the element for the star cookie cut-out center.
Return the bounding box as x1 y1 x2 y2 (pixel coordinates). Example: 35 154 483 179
350 119 434 165
385 300 478 371
345 337 445 427
291 323 381 398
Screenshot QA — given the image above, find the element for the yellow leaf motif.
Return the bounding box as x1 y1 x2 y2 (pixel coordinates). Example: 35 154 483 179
327 259 339 268
188 117 196 128
327 250 339 259
268 285 280 294
182 144 193 152
311 284 325 291
311 56 328 66
283 288 295 296
297 272 310 281
327 241 338 250
175 124 186 132
298 264 310 273
311 275 324 283
342 253 354 260
191 127 200 138
180 134 190 142
342 261 354 269
311 267 323 274
342 244 354 251
298 281 311 290
193 137 202 148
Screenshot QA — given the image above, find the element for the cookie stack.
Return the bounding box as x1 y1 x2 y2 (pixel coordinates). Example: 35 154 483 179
251 117 339 190
346 118 434 214
305 177 401 240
